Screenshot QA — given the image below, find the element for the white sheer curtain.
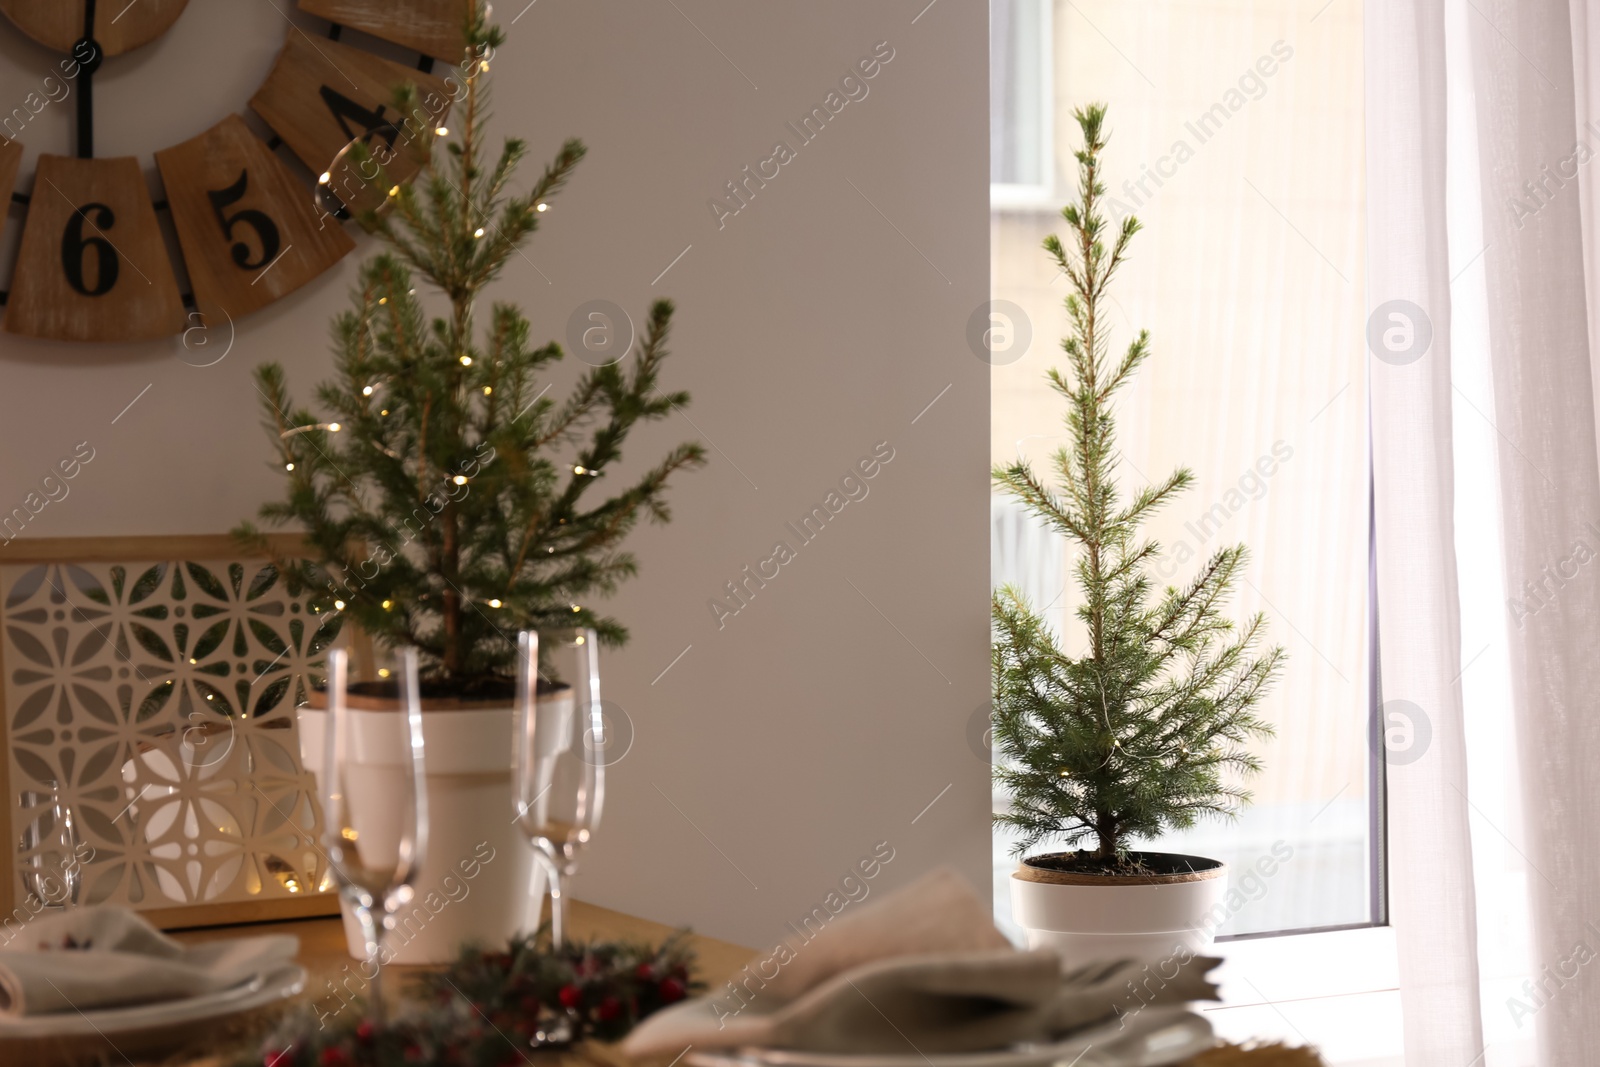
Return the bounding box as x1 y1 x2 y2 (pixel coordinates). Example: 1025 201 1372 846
1370 1 1600 1063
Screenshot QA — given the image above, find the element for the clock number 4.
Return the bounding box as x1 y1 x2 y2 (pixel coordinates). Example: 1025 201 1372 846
61 203 119 297
207 169 282 271
320 87 400 150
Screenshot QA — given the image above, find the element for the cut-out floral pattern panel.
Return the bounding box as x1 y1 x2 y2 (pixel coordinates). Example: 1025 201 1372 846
2 560 342 912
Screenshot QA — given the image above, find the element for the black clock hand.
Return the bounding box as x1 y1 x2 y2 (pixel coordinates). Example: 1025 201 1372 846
74 0 101 158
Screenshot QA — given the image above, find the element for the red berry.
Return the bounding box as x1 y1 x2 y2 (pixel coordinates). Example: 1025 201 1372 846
356 1021 376 1044
319 1049 348 1067
659 977 686 1003
598 995 622 1021
264 1051 289 1067
558 984 583 1009
634 962 655 981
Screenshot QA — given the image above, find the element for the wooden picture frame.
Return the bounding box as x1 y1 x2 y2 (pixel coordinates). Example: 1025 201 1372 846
0 535 341 930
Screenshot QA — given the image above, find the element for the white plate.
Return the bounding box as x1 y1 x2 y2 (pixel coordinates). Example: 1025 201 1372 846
686 1008 1214 1067
0 963 306 1043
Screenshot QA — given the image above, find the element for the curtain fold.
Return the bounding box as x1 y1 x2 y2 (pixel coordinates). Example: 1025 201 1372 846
1372 0 1600 1062
1365 1 1486 1063
1468 1 1600 1062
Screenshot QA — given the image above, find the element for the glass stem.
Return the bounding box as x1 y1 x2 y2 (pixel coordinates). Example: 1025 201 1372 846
543 854 565 947
357 905 385 1027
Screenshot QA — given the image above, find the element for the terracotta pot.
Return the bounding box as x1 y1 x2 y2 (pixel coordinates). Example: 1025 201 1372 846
297 688 574 964
1009 851 1228 964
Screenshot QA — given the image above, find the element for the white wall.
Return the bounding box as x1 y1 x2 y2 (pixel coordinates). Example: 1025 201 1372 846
0 0 989 949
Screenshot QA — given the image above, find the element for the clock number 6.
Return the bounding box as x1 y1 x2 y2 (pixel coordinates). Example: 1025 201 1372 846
61 203 119 297
207 170 282 271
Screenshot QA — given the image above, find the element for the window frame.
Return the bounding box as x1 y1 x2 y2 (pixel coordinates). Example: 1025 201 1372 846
990 0 1056 209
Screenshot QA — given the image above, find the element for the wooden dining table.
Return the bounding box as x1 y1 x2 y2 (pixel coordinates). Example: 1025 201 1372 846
0 901 748 1067
10 902 1315 1067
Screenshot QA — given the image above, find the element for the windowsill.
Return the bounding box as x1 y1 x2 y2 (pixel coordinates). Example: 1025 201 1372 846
1208 924 1400 1064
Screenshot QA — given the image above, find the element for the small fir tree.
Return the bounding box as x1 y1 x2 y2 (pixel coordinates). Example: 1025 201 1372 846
990 104 1284 870
236 5 706 693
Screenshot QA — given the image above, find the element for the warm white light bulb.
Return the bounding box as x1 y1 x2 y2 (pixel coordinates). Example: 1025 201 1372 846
334 600 347 610
382 600 393 610
328 422 341 432
536 202 549 212
362 385 374 396
483 386 492 395
474 227 485 239
285 462 295 471
318 172 331 184
435 126 449 136
460 355 473 366
488 599 503 608
452 475 468 486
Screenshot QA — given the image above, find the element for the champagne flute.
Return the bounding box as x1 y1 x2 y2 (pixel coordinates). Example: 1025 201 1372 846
19 783 81 910
322 647 429 1026
512 628 604 946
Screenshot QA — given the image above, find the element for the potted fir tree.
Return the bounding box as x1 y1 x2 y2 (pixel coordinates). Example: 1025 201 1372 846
236 7 705 962
991 105 1283 962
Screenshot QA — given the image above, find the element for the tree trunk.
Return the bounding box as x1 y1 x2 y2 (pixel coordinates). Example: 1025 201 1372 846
1094 817 1117 863
441 506 461 676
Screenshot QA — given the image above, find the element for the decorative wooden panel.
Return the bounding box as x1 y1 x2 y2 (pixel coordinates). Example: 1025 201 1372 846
156 114 355 325
5 155 185 343
298 0 470 62
0 539 342 929
0 0 189 56
249 35 450 217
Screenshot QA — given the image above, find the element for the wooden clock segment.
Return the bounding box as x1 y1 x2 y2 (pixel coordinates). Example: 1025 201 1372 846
5 155 185 342
0 140 21 216
250 35 451 217
0 0 190 57
297 0 470 62
156 115 355 325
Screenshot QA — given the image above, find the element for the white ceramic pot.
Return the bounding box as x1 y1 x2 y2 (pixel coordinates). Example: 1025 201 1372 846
1010 853 1228 965
297 693 573 964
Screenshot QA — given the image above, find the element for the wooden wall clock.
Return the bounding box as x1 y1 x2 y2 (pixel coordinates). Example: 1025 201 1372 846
0 0 467 344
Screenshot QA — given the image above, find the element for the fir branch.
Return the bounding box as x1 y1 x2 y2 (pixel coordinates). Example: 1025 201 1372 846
235 2 702 686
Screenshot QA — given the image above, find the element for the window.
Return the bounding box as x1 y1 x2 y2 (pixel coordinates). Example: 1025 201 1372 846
990 0 1054 205
989 1 1373 940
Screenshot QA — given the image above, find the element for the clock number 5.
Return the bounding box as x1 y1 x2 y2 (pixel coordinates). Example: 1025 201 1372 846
207 170 282 271
61 203 119 297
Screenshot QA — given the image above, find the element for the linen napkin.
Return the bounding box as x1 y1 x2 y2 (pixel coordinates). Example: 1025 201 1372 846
622 868 1220 1058
0 907 299 1018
